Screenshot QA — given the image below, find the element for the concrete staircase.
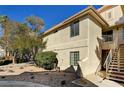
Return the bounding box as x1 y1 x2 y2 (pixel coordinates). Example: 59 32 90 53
107 45 124 82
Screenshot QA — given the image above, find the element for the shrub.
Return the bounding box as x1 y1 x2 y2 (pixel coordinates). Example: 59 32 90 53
0 60 12 66
0 60 4 66
16 58 28 63
35 51 58 70
3 60 12 65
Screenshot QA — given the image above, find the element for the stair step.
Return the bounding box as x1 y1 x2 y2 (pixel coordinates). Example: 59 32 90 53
112 60 124 62
113 57 124 59
112 58 124 59
107 77 124 82
108 69 124 72
111 62 124 64
110 62 124 64
109 64 124 67
105 46 124 83
110 63 124 66
108 70 124 74
112 59 124 62
110 65 119 67
112 61 124 63
107 73 124 78
109 66 124 68
112 58 124 60
108 67 124 70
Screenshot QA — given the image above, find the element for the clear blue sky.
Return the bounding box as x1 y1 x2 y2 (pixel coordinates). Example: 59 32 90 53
0 5 102 32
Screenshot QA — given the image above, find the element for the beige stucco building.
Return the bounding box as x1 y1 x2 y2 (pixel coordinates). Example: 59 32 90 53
43 5 124 82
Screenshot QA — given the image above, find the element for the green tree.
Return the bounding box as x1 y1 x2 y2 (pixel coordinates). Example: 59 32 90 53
26 15 44 33
0 16 15 59
0 15 46 64
25 15 45 60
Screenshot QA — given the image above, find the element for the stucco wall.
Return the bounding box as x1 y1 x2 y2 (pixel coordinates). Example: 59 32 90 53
100 6 123 26
43 15 103 76
117 28 124 44
88 18 102 75
43 14 103 78
78 18 102 76
43 17 89 70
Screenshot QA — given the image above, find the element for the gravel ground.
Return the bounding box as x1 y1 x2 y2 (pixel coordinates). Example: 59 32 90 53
0 71 80 87
0 63 80 87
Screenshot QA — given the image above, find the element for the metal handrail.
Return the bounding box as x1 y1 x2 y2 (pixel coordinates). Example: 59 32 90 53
103 49 112 76
103 46 120 77
117 48 120 72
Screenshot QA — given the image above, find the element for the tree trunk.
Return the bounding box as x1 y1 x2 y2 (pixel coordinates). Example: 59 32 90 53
12 53 16 64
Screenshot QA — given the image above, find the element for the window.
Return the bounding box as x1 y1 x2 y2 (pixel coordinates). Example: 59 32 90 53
107 10 113 20
70 21 79 37
108 12 112 19
102 30 113 42
70 51 79 66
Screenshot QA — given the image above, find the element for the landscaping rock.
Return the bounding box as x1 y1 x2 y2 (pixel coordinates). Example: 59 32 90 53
0 69 4 72
8 70 15 73
61 80 66 86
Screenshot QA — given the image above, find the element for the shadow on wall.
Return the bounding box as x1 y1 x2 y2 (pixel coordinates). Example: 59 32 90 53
64 64 83 78
96 37 103 61
75 64 83 78
95 37 104 73
64 65 76 73
64 37 104 78
115 16 124 25
64 65 98 87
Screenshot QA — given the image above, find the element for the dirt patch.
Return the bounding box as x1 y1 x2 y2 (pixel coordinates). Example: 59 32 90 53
0 63 79 87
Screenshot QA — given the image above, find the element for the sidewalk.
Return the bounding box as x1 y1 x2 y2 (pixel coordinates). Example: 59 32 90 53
72 74 123 87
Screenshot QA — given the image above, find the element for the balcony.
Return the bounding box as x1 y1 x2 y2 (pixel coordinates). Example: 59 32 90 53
102 35 113 42
102 35 114 49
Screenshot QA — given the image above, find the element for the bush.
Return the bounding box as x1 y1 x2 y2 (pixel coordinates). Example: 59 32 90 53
0 60 12 66
16 58 26 63
0 60 4 66
35 51 58 70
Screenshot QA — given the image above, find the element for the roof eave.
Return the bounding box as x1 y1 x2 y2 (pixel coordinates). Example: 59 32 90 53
103 23 124 32
43 6 109 36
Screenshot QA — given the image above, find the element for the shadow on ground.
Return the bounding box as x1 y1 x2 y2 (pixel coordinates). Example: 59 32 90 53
0 65 99 87
0 70 80 87
64 65 98 87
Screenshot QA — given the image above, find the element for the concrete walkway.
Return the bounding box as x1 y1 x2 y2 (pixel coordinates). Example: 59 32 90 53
72 74 123 87
85 74 123 87
0 80 48 87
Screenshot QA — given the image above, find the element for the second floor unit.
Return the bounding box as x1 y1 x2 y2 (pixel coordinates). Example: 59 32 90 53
98 5 124 26
43 5 124 54
42 6 109 72
102 25 124 50
43 6 108 52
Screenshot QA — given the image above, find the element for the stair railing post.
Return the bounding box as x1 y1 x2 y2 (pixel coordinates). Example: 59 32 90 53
118 48 120 72
105 49 112 78
106 55 108 78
